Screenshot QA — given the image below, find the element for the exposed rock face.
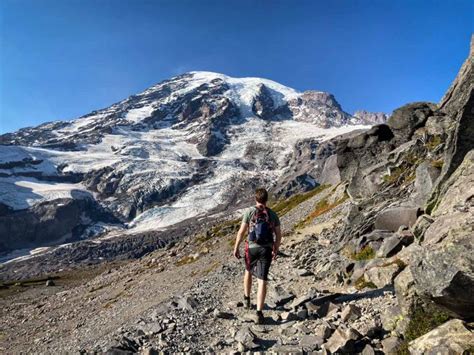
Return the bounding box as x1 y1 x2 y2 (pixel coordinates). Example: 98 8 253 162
0 197 119 254
251 84 276 119
288 91 353 127
411 150 474 319
353 110 388 125
429 34 474 210
413 161 441 205
365 263 401 288
409 319 474 354
336 124 395 199
387 102 437 143
374 207 421 232
319 154 341 185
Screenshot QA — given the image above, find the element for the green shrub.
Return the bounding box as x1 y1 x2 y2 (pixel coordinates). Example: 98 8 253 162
425 135 442 151
398 302 452 354
382 166 405 184
351 245 376 261
354 275 377 290
405 303 451 342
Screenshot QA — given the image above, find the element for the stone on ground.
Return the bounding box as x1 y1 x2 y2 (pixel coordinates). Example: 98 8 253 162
365 263 401 288
324 326 361 353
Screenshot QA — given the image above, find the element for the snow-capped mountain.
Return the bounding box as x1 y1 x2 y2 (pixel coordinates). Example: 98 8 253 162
0 71 382 255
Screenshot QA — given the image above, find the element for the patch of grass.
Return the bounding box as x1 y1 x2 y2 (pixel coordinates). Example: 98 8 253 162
208 218 240 239
431 159 444 169
405 303 451 341
350 245 376 261
195 233 213 245
382 166 405 184
294 192 349 229
382 163 419 186
405 152 421 166
175 255 198 266
404 173 416 183
425 135 442 151
354 275 377 290
398 302 452 354
270 184 330 217
228 234 237 249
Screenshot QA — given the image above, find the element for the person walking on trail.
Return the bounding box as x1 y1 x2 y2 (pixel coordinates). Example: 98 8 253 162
233 187 282 324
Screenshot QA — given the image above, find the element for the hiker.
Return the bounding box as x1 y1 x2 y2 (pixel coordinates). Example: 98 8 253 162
233 187 282 324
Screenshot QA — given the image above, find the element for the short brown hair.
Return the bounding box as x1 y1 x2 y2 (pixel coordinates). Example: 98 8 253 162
255 187 268 204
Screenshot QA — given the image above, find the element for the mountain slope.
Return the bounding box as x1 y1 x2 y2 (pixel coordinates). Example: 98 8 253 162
0 71 380 256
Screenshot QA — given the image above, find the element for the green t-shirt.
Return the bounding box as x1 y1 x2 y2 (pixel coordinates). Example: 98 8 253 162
242 206 280 247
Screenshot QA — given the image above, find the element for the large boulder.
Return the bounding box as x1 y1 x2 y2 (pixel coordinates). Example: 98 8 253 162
408 319 474 355
394 267 421 315
411 214 434 239
319 154 341 185
336 124 395 199
374 207 421 232
376 232 414 258
381 336 403 354
387 102 436 143
413 161 441 206
324 325 361 353
411 150 474 318
365 262 402 288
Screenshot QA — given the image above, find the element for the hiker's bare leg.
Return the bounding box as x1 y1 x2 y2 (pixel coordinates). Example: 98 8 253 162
244 270 252 297
257 278 267 311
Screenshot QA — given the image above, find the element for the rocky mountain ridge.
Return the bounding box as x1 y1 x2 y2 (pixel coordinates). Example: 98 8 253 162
0 71 383 259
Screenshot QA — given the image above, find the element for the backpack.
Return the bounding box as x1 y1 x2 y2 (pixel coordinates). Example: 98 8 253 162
249 207 274 245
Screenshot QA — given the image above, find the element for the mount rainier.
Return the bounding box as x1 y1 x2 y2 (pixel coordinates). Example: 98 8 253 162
0 71 386 260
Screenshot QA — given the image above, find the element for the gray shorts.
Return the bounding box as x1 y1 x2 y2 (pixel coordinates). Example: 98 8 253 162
245 241 273 281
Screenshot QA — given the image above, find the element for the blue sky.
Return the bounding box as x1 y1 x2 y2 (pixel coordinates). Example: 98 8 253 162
0 0 472 134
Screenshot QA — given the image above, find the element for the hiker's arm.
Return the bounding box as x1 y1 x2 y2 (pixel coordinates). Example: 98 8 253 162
273 225 282 258
233 221 248 259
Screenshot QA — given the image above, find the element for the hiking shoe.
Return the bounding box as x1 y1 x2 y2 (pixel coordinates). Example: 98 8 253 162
244 296 251 310
256 310 265 325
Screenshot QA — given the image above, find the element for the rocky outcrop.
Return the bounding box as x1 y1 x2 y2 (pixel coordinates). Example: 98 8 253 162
387 102 437 144
336 124 395 199
374 207 421 232
353 110 388 125
0 197 120 254
411 150 474 319
251 84 275 119
409 319 474 354
288 91 353 127
429 34 474 211
413 161 441 205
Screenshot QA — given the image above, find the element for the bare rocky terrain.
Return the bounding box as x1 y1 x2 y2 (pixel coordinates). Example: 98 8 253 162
0 37 473 354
